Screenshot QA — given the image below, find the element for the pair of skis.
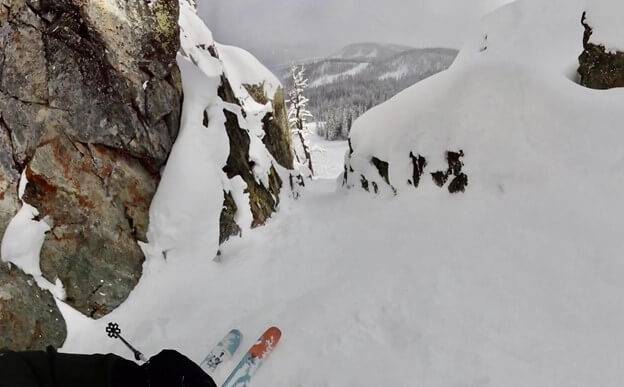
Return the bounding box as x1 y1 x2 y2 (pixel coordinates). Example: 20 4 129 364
106 323 282 387
202 327 282 387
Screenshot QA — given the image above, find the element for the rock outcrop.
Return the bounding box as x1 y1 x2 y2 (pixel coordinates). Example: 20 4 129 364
218 67 295 241
22 135 157 317
0 0 182 333
0 262 66 351
578 12 624 90
345 150 468 196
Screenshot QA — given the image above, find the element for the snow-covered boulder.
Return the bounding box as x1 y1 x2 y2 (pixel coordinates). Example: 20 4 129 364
578 4 624 89
345 0 624 199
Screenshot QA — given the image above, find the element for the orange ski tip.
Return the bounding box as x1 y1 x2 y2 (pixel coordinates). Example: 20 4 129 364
266 326 282 338
249 327 283 359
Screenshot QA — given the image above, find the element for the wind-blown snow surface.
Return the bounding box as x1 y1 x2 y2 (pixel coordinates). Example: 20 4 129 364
60 0 624 386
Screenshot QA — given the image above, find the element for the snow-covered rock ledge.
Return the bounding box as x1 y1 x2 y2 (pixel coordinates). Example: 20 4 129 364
147 1 300 261
344 0 624 198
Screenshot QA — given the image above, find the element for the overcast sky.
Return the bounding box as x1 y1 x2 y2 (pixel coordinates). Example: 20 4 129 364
199 0 513 66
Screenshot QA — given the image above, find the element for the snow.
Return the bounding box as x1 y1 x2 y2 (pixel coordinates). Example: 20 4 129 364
454 0 586 77
585 0 624 53
61 165 624 386
10 0 624 386
216 43 281 100
347 0 624 197
147 1 229 258
1 172 65 299
149 1 289 254
146 54 228 258
310 62 370 87
302 131 349 179
214 43 287 189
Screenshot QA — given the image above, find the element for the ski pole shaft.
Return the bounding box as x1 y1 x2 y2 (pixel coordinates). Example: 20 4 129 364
118 335 147 362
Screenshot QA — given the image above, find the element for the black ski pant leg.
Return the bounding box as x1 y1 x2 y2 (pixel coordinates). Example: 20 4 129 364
0 348 148 387
143 350 217 387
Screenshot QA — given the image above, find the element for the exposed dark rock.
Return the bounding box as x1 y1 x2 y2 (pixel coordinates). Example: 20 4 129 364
219 191 241 244
371 157 390 186
220 104 281 230
360 175 369 192
431 171 449 187
0 119 20 237
254 87 295 170
431 150 468 193
0 262 66 351
217 70 293 237
578 12 624 90
446 150 464 176
22 135 156 318
408 152 427 187
448 173 468 194
39 0 182 165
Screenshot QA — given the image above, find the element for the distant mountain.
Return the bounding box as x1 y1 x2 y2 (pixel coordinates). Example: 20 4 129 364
331 42 415 61
275 44 458 140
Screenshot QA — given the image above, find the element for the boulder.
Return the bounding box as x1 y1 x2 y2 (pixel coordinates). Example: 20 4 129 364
0 262 66 351
22 135 157 318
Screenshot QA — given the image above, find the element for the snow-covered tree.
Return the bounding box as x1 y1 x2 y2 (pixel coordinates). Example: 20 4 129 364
288 64 315 176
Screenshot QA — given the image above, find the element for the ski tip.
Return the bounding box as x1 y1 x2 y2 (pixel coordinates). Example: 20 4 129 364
262 327 282 346
249 326 282 360
266 326 282 339
229 329 243 339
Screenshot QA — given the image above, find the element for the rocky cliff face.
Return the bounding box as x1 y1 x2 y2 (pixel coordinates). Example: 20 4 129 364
578 12 624 89
0 0 182 348
219 77 291 236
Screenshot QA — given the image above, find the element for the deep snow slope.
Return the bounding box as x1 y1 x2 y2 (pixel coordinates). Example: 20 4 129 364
61 169 624 386
60 0 624 386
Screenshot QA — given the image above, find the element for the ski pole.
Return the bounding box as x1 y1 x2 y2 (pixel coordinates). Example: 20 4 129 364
105 322 147 362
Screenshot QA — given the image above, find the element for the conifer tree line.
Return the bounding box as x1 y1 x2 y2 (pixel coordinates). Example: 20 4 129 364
281 48 457 141
307 74 437 140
